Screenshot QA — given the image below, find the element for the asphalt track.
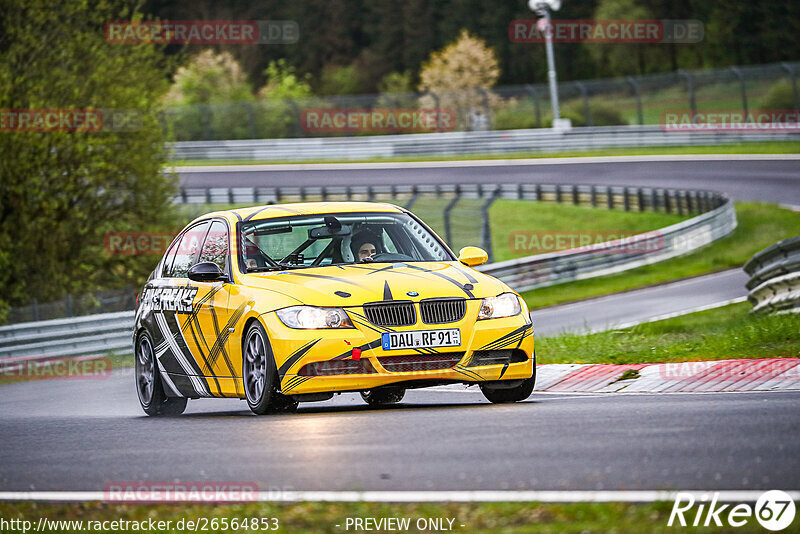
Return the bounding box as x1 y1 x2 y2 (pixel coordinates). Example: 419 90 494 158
176 156 800 205
1 378 798 491
1 156 798 494
534 268 749 336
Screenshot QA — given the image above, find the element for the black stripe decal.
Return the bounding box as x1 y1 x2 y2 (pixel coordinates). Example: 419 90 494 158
383 280 393 301
498 362 510 379
277 338 322 377
403 265 474 298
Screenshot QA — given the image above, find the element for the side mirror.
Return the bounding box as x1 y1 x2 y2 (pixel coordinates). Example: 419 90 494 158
188 262 228 282
458 246 488 267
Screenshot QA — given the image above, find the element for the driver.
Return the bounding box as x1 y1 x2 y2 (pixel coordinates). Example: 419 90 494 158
350 229 381 261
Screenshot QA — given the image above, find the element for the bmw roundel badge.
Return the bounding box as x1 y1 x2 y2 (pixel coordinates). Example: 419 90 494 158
406 291 419 297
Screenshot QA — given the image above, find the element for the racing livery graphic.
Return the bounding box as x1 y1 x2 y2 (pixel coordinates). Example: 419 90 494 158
133 202 535 415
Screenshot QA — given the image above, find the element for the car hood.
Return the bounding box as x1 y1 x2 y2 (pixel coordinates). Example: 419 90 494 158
240 261 508 305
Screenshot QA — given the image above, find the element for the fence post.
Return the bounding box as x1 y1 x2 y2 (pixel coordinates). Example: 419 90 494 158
627 76 644 126
781 63 799 110
574 81 591 126
65 294 73 317
525 84 542 128
480 189 500 263
405 186 419 209
443 192 461 246
677 70 697 123
730 66 749 118
286 99 303 138
241 102 256 138
199 104 212 140
418 90 443 131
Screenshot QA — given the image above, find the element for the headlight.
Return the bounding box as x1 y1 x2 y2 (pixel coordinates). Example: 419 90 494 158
478 293 521 320
276 306 354 329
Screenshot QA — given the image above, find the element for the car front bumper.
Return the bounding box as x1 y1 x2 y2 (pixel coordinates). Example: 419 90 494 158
261 304 535 396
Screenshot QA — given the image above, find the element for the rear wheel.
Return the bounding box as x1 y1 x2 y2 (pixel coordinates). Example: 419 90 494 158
135 331 187 416
243 322 297 414
360 387 405 406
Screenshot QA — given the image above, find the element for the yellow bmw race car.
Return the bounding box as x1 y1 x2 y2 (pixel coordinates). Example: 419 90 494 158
133 201 535 416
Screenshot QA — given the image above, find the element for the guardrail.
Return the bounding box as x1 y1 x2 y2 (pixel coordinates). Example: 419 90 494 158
170 125 800 161
0 311 134 362
744 236 800 314
175 182 733 266
1 183 736 363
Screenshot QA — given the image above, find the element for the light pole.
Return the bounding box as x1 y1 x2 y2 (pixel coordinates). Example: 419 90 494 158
529 0 567 129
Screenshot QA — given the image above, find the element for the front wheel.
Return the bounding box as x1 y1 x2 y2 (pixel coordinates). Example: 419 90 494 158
479 372 536 404
135 331 187 416
360 387 405 406
243 322 297 414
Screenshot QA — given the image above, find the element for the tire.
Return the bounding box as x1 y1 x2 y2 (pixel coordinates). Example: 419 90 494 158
479 367 536 404
360 387 405 406
243 321 297 414
135 330 187 416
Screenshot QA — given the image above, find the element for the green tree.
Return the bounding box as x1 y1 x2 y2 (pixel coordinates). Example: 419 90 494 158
164 50 255 140
418 30 500 129
588 0 653 76
256 60 314 138
0 0 178 320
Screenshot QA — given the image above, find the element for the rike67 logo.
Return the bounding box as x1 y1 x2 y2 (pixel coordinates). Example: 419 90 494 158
669 490 796 531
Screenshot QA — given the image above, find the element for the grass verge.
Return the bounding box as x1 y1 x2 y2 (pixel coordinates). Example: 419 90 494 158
523 202 800 309
168 141 800 167
537 302 800 365
0 500 761 533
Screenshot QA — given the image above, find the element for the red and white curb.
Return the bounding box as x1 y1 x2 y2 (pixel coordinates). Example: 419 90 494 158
534 358 800 393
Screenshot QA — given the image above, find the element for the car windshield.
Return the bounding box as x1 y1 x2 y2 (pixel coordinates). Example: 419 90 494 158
238 211 453 272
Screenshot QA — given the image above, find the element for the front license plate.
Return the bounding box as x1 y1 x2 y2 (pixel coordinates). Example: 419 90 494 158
381 329 461 351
